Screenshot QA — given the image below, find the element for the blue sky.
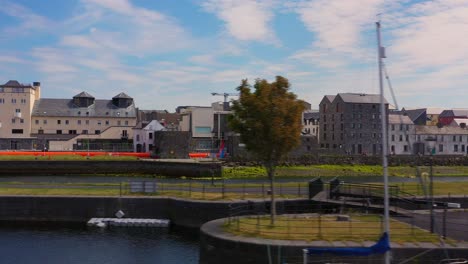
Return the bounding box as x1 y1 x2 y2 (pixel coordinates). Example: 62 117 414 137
1 0 467 111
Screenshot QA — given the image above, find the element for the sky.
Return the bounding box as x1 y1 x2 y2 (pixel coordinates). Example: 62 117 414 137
1 0 467 111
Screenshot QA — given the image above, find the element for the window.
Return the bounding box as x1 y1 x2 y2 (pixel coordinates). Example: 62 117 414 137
21 99 26 104
136 135 140 141
85 120 89 125
11 129 23 134
122 130 128 138
117 121 121 126
460 136 463 142
391 135 395 141
406 125 409 131
57 120 61 125
65 120 69 125
441 136 444 142
372 133 376 138
404 145 408 152
97 121 101 125
11 98 16 103
35 120 39 125
351 123 355 129
149 132 153 139
95 130 101 135
43 120 47 124
68 130 77 134
0 98 4 103
358 123 362 129
462 145 465 152
453 135 456 142
15 109 20 113
20 119 24 123
399 124 403 131
78 120 81 125
331 124 335 131
105 120 109 125
194 126 211 134
399 135 403 141
454 145 458 152
38 129 44 134
439 144 444 152
82 130 88 134
11 119 15 124
406 135 409 141
56 130 62 134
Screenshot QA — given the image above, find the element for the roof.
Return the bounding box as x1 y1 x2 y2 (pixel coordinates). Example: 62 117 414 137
0 80 33 88
324 95 336 103
415 125 468 135
337 93 388 104
112 92 132 99
32 98 137 117
450 118 468 126
425 108 444 115
389 114 413 124
303 111 320 120
73 91 94 98
402 108 426 122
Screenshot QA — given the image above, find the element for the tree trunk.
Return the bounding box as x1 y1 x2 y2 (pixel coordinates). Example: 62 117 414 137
266 164 276 225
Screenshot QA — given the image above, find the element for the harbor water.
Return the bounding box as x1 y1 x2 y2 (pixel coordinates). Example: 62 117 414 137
0 225 199 264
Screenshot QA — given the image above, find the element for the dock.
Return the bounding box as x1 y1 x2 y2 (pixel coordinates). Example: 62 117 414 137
87 218 170 228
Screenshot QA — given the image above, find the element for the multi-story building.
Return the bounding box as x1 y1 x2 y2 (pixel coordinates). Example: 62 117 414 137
302 111 319 137
133 120 165 153
30 92 137 150
319 93 388 155
388 113 414 155
0 80 41 149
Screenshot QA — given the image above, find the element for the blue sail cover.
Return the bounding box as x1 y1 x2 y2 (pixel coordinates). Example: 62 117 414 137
306 232 390 256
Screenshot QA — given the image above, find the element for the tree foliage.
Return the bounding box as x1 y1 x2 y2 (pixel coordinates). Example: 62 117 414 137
229 76 305 223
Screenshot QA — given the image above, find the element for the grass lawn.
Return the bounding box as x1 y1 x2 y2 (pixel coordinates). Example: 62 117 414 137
223 214 448 244
223 165 468 178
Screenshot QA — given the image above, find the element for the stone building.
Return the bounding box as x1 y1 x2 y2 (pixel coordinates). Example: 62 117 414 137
388 113 414 155
413 126 468 155
319 93 388 155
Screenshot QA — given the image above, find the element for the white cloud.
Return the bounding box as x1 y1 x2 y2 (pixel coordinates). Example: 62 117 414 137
202 0 278 43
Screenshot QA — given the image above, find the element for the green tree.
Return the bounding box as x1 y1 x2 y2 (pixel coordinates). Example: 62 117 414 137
229 76 305 224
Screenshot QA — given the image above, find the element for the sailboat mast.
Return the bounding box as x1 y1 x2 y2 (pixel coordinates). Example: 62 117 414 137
376 21 391 264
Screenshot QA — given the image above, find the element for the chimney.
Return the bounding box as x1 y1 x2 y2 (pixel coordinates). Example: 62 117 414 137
33 81 41 99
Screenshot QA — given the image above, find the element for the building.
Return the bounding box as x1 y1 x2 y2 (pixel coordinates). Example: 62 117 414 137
319 93 388 155
302 111 319 137
0 81 41 149
30 91 137 151
137 109 181 131
388 113 414 155
413 126 468 155
439 109 468 126
133 120 165 153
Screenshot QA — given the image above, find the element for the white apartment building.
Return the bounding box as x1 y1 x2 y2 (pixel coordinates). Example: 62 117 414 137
133 120 165 153
388 114 415 155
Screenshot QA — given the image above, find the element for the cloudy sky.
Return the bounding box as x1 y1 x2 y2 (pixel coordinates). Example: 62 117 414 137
1 0 467 111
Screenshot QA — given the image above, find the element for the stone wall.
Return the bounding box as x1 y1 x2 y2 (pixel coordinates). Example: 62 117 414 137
154 131 191 158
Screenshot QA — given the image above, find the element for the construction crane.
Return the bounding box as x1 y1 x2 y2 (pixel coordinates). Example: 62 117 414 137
211 92 238 103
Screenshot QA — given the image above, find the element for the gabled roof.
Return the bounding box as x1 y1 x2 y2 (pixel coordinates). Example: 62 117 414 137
303 111 320 120
113 92 132 99
73 91 94 98
337 93 387 104
389 114 413 124
402 108 426 122
0 80 33 88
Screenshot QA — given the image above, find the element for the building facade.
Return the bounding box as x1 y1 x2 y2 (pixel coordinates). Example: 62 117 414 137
133 120 165 153
388 114 415 155
319 93 388 155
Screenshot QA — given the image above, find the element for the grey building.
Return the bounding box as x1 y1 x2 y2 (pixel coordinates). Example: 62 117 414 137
319 93 388 155
388 113 414 155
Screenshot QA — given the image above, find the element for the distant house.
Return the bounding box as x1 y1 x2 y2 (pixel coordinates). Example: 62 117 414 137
133 120 165 153
439 109 468 126
302 111 319 137
449 118 468 128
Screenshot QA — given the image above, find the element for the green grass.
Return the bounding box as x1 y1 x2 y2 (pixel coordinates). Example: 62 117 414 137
223 214 449 244
223 165 468 178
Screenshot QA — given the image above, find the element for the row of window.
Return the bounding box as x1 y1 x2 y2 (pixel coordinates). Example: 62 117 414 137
37 129 101 135
0 98 27 104
33 119 130 126
391 134 410 142
417 135 468 142
135 133 153 142
390 124 410 131
0 88 25 93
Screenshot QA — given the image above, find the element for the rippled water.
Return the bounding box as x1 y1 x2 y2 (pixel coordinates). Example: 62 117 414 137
0 225 199 264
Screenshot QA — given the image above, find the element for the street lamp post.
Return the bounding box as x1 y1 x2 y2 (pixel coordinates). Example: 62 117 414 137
425 136 436 233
